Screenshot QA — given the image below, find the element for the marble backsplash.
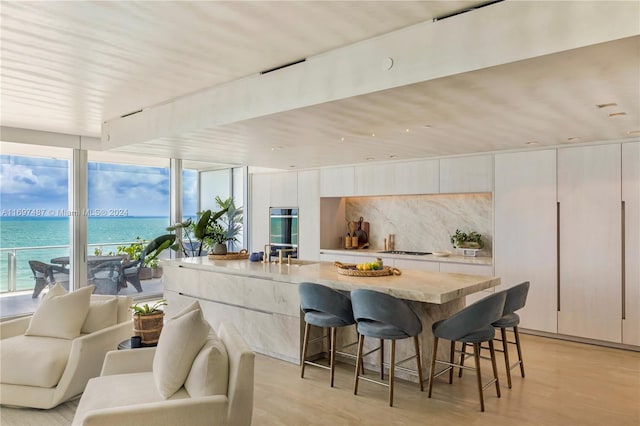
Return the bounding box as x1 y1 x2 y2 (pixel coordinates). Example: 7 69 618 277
345 193 492 255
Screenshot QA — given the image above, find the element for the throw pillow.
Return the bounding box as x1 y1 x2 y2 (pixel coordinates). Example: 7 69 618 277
81 297 118 334
25 285 95 339
184 329 229 397
43 282 67 300
153 301 210 399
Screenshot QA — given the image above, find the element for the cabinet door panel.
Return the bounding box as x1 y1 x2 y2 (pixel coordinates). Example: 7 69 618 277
297 170 320 260
622 142 640 345
250 174 271 252
320 167 354 196
558 144 621 343
440 155 493 193
270 172 298 207
495 150 557 333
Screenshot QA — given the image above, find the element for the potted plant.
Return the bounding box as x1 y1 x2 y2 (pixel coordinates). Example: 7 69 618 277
130 299 167 345
450 229 484 249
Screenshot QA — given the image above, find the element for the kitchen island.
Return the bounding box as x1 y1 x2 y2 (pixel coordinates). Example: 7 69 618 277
161 256 500 382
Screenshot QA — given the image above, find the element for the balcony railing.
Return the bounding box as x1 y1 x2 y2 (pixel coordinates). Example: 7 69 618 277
1 241 140 294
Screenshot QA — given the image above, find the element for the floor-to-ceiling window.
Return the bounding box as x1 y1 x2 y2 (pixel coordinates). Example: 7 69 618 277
0 142 72 316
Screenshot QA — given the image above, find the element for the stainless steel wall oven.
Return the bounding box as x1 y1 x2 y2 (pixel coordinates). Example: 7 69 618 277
269 207 298 259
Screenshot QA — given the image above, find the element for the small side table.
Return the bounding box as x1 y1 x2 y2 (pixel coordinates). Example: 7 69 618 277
117 338 157 350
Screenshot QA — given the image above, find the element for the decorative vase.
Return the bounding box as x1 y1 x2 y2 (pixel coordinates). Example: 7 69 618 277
211 243 228 255
132 311 164 345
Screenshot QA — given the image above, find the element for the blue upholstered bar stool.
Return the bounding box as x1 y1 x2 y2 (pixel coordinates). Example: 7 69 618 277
351 289 424 407
299 282 357 387
427 291 507 412
492 281 530 389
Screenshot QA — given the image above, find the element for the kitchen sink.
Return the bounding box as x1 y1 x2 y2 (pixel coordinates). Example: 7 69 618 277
378 250 432 255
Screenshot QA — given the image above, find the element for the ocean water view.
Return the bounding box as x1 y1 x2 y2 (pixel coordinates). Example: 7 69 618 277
0 216 171 292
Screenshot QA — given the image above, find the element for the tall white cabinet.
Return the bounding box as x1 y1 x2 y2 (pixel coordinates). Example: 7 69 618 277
557 144 622 343
622 142 640 346
494 150 558 333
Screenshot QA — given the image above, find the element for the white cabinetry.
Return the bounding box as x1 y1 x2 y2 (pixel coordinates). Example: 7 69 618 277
439 155 493 193
250 173 271 252
354 160 439 196
320 167 355 196
297 170 320 261
270 171 298 207
622 142 640 345
494 150 558 333
558 144 621 343
394 258 439 272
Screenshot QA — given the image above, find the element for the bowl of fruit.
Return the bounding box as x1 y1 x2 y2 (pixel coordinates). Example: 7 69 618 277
334 259 401 277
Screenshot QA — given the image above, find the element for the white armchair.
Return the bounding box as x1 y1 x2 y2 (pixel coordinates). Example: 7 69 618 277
72 321 255 426
0 294 133 409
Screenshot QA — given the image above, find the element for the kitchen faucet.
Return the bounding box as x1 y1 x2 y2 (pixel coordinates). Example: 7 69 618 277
277 248 296 264
262 244 271 263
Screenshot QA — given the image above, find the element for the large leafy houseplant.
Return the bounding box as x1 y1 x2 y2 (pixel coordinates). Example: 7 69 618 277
167 196 243 256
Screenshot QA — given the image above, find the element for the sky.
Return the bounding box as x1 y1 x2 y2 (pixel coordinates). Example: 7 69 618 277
0 155 198 217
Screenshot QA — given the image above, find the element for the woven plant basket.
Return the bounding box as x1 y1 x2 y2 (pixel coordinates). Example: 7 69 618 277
334 261 401 277
132 311 164 345
207 249 249 260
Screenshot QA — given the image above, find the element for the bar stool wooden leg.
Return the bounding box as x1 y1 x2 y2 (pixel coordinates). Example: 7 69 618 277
449 340 455 384
379 338 385 380
389 339 396 407
427 336 439 398
500 327 512 389
514 326 525 377
473 342 485 412
413 335 424 391
301 322 311 378
489 339 501 398
330 327 337 387
459 342 466 378
357 333 365 375
354 334 364 395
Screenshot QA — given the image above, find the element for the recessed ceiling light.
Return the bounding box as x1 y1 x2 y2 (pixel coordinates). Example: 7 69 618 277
423 124 432 128
567 137 580 142
371 133 376 137
289 165 296 168
340 137 345 141
596 102 618 108
389 155 399 159
366 157 375 161
627 130 640 135
609 112 627 117
405 129 410 132
525 141 539 145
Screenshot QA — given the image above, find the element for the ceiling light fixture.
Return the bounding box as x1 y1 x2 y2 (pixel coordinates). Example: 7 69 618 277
525 141 539 145
596 102 618 108
371 133 376 137
423 124 432 128
389 155 399 159
608 112 627 117
405 129 410 132
567 137 580 142
340 137 345 141
627 130 640 135
366 157 375 161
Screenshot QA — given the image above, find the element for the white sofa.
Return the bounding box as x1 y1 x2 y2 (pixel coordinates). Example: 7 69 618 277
72 321 255 426
0 293 133 409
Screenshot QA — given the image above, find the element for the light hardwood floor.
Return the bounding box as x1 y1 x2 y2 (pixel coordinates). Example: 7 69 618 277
2 333 639 425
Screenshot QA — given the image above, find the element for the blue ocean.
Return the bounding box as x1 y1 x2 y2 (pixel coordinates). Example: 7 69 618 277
0 217 172 292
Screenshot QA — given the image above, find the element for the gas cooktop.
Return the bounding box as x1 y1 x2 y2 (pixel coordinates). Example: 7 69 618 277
378 250 432 256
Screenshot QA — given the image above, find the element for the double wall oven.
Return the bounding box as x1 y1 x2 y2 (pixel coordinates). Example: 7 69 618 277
269 207 298 259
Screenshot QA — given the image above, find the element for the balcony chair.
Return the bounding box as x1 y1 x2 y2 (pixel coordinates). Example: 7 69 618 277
351 289 424 407
299 282 359 387
427 291 507 412
118 234 177 293
29 260 69 298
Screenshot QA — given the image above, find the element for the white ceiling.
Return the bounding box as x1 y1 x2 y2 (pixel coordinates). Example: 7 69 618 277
1 1 639 170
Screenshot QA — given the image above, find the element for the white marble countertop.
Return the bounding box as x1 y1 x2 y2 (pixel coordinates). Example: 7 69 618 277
319 248 493 265
161 257 500 304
